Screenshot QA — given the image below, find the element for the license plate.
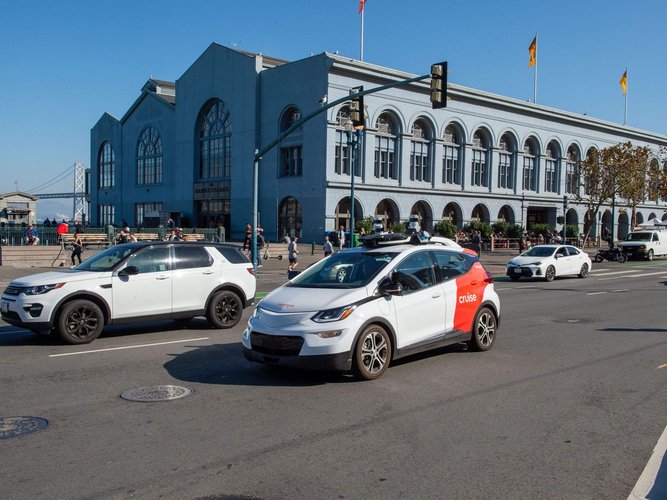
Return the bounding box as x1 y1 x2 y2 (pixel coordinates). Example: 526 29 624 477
626 252 632 256
1 301 8 313
513 268 521 274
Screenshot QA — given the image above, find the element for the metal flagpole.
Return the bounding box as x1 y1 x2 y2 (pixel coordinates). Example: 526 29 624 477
360 6 364 61
624 67 628 125
533 34 538 104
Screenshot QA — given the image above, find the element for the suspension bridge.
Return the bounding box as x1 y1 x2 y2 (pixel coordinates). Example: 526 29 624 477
26 162 87 222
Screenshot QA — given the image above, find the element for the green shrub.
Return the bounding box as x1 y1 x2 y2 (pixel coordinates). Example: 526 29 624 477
492 221 509 236
434 220 457 238
566 224 579 238
506 224 524 239
464 221 492 238
530 223 553 238
390 222 406 233
356 216 373 234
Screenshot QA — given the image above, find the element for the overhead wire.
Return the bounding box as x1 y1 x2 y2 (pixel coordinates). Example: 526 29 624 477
26 164 76 194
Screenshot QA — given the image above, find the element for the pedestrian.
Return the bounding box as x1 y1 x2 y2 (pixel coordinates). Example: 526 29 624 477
71 231 83 266
337 225 346 251
471 229 481 254
167 217 175 229
74 219 84 234
288 236 299 271
519 235 526 254
25 225 39 245
56 219 69 243
323 235 333 256
243 223 252 251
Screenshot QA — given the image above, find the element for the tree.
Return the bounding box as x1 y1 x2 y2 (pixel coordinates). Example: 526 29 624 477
577 147 618 242
614 142 654 228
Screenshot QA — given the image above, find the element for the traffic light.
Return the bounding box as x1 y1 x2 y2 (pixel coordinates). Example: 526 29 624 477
430 62 447 109
563 195 569 212
349 86 365 128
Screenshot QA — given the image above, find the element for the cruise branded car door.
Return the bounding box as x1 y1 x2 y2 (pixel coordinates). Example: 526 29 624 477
432 250 470 336
171 245 217 313
112 246 172 319
389 251 445 349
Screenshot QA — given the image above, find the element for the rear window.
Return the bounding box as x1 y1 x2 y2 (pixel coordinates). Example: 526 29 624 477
212 245 250 264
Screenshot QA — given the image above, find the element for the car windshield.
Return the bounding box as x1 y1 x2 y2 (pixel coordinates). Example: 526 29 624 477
288 251 397 288
74 244 140 272
522 246 557 257
624 233 651 241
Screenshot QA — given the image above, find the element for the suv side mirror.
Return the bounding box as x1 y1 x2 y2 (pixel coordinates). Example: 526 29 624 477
118 265 139 277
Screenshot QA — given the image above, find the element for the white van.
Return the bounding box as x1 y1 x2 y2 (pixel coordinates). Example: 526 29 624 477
618 230 667 260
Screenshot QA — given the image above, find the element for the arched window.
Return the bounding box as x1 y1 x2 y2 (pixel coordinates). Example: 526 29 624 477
471 130 488 187
442 125 461 185
334 107 352 175
566 145 580 194
497 134 515 189
544 142 560 193
136 126 162 185
522 138 538 192
279 106 303 177
199 100 232 179
409 119 432 182
374 113 399 180
279 196 302 239
98 141 115 189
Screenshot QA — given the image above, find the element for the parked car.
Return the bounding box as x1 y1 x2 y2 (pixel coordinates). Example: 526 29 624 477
1 241 256 344
506 244 592 282
407 214 421 234
243 234 500 380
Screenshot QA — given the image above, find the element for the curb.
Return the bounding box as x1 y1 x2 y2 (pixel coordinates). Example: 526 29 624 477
628 424 667 500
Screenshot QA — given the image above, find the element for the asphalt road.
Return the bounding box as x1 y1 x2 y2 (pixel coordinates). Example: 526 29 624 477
1 258 666 499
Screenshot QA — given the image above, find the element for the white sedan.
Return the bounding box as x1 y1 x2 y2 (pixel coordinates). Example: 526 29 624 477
506 244 592 282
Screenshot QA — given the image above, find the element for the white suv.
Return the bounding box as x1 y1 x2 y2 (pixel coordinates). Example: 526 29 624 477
243 234 500 379
1 242 256 344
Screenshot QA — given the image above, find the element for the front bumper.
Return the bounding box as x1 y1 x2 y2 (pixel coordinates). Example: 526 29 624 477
1 297 54 332
243 346 352 371
506 265 542 278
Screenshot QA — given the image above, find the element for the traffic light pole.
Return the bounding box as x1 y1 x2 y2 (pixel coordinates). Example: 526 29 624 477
251 73 431 269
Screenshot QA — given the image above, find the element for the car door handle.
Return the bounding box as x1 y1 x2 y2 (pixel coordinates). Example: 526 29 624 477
203 270 215 275
156 275 170 280
431 293 441 298
470 280 478 285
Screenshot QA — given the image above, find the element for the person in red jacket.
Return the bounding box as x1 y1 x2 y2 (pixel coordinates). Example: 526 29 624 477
56 219 69 242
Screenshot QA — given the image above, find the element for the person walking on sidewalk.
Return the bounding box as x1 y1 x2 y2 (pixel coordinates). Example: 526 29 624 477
71 231 83 266
288 236 299 271
323 235 333 257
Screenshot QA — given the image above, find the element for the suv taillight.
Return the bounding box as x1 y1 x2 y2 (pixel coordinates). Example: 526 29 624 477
247 268 255 276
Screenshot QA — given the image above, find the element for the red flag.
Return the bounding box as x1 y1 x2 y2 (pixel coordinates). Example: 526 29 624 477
358 0 366 14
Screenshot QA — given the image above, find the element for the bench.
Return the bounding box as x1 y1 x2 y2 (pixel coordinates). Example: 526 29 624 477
61 233 110 249
134 233 159 241
181 233 205 241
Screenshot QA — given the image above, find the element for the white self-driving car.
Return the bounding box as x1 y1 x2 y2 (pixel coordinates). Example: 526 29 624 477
506 244 592 281
243 234 500 380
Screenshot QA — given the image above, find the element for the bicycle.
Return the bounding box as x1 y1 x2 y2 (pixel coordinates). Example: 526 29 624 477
263 241 283 260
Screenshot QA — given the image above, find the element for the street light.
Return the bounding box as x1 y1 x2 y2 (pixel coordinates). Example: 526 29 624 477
344 120 363 247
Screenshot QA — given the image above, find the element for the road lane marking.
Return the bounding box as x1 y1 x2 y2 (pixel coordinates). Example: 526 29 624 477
598 271 667 281
587 291 607 295
658 364 667 369
48 337 210 357
590 270 638 276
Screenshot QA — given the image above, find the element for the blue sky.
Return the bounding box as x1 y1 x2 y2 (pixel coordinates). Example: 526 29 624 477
2 0 666 220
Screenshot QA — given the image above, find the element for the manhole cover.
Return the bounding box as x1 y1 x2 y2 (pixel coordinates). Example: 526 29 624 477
0 417 49 440
121 385 193 402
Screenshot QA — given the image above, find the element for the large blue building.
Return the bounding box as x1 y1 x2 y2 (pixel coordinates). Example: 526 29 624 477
91 43 667 241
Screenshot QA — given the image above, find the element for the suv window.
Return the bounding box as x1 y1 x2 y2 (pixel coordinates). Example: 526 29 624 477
126 247 171 274
173 245 213 269
394 251 435 292
433 251 468 281
213 245 249 264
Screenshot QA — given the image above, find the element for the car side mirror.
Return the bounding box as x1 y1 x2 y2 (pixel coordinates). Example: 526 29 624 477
390 270 399 285
379 276 403 296
119 265 139 276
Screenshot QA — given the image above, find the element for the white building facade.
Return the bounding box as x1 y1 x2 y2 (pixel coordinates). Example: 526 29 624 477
90 43 667 241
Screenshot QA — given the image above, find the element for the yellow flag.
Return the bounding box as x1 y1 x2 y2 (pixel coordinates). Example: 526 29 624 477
619 70 627 95
528 36 537 67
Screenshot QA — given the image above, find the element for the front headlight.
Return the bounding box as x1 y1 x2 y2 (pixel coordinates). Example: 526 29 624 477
311 304 357 323
530 261 543 266
23 283 64 296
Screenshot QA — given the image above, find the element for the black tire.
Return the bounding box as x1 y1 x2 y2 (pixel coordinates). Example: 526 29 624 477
277 255 283 260
578 263 589 278
646 249 654 261
207 290 243 329
545 265 556 282
353 324 392 380
57 300 104 344
616 252 628 263
594 254 604 263
509 275 520 281
469 306 497 352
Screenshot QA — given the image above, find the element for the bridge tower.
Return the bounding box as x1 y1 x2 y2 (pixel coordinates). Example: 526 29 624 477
73 162 85 222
